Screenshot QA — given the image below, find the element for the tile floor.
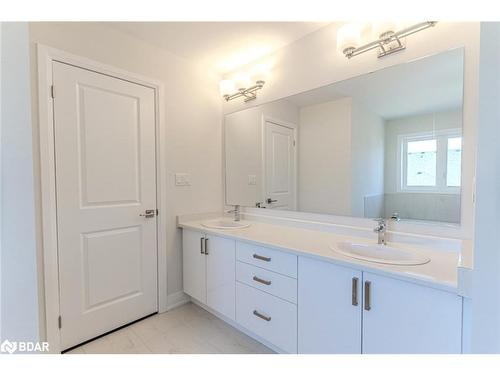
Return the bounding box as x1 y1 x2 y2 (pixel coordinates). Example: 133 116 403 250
65 302 275 354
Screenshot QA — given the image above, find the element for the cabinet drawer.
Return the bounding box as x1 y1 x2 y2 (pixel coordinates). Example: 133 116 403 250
236 261 297 304
236 282 297 353
236 242 297 278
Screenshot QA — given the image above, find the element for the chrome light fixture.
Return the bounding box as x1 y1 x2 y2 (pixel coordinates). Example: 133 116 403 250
220 79 265 102
339 21 437 59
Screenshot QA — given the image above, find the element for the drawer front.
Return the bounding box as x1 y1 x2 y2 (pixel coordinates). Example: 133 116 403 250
236 282 297 353
236 241 297 278
236 261 297 304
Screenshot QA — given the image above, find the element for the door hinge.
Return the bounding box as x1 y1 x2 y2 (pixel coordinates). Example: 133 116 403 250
50 85 55 99
58 315 62 329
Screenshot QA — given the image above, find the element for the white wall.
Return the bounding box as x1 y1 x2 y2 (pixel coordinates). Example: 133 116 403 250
350 100 384 218
298 97 352 215
0 22 40 342
28 22 222 339
470 21 500 353
225 100 298 207
223 22 479 240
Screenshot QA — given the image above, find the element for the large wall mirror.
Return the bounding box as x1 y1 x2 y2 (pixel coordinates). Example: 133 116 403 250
224 48 464 225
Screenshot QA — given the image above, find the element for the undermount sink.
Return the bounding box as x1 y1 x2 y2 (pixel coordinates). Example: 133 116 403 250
331 241 430 266
201 219 251 230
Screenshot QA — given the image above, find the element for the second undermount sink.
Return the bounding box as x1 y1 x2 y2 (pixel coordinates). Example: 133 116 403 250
331 241 430 266
201 219 251 230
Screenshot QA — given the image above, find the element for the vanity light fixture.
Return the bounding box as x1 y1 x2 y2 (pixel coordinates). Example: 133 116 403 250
220 78 265 102
339 21 437 59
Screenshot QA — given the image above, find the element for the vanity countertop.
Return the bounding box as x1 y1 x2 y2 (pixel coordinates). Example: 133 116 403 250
178 216 460 294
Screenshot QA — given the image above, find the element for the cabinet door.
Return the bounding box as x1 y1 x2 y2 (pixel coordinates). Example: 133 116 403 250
362 272 462 354
298 257 362 353
182 229 206 303
206 235 236 320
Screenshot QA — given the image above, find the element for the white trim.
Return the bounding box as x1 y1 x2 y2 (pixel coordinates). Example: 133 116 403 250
36 44 167 353
166 291 191 311
261 115 299 210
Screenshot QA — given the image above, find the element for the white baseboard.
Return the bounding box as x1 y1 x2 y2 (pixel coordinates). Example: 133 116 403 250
165 291 191 311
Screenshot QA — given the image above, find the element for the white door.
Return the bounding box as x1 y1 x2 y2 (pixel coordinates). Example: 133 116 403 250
182 229 207 304
206 235 236 320
264 121 296 209
53 61 158 350
298 257 362 353
362 272 462 353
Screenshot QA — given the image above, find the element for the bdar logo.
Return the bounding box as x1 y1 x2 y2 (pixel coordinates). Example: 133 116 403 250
1 340 17 354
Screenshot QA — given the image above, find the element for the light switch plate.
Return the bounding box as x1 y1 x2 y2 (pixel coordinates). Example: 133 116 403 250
175 173 191 186
248 175 257 185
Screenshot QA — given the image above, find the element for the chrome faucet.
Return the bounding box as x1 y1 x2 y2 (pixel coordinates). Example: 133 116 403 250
227 205 241 221
373 218 387 245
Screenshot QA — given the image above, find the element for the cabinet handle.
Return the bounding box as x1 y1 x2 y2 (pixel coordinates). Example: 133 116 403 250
352 277 359 306
253 310 271 322
364 281 371 311
200 237 204 254
253 276 272 286
204 238 209 255
253 254 271 262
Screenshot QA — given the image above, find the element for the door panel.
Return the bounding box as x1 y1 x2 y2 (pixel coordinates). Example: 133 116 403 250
182 230 207 304
298 257 362 354
206 235 236 320
264 121 295 209
53 61 158 350
362 272 462 353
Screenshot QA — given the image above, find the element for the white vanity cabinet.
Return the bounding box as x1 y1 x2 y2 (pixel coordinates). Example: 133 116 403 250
182 229 236 320
361 272 462 354
298 257 463 354
298 257 362 353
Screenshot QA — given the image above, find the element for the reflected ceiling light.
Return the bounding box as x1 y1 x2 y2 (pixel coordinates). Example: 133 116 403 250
339 21 437 59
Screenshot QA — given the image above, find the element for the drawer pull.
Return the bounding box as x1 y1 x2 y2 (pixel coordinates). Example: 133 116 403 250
364 281 371 311
352 277 359 306
253 254 271 262
253 310 271 322
253 276 272 286
200 237 204 254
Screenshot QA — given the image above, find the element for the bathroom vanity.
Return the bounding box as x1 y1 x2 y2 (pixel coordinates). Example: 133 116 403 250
178 47 467 354
179 217 463 354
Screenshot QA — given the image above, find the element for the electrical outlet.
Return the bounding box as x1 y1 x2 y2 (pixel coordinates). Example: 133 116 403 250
175 173 191 186
248 175 257 185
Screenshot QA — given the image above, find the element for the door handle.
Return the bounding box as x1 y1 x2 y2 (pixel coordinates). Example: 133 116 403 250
200 237 204 254
364 281 371 311
352 277 359 306
266 198 277 204
204 238 209 255
140 209 156 218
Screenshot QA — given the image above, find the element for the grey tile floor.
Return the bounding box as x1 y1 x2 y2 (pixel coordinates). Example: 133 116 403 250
65 302 275 354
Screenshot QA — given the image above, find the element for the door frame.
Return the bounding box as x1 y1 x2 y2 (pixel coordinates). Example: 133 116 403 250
261 115 298 210
37 44 167 353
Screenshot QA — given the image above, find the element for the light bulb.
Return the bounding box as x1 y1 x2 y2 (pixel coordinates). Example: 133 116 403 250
372 22 398 39
337 23 362 55
234 74 252 91
219 79 235 98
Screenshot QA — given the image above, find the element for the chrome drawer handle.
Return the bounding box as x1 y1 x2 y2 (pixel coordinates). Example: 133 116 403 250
253 310 271 322
364 281 371 311
352 277 359 306
253 254 271 262
253 276 272 286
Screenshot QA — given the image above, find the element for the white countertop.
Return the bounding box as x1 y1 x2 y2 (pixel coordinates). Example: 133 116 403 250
178 216 460 294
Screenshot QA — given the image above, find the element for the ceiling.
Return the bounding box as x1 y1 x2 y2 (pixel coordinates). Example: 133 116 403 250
287 48 464 119
106 22 329 75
